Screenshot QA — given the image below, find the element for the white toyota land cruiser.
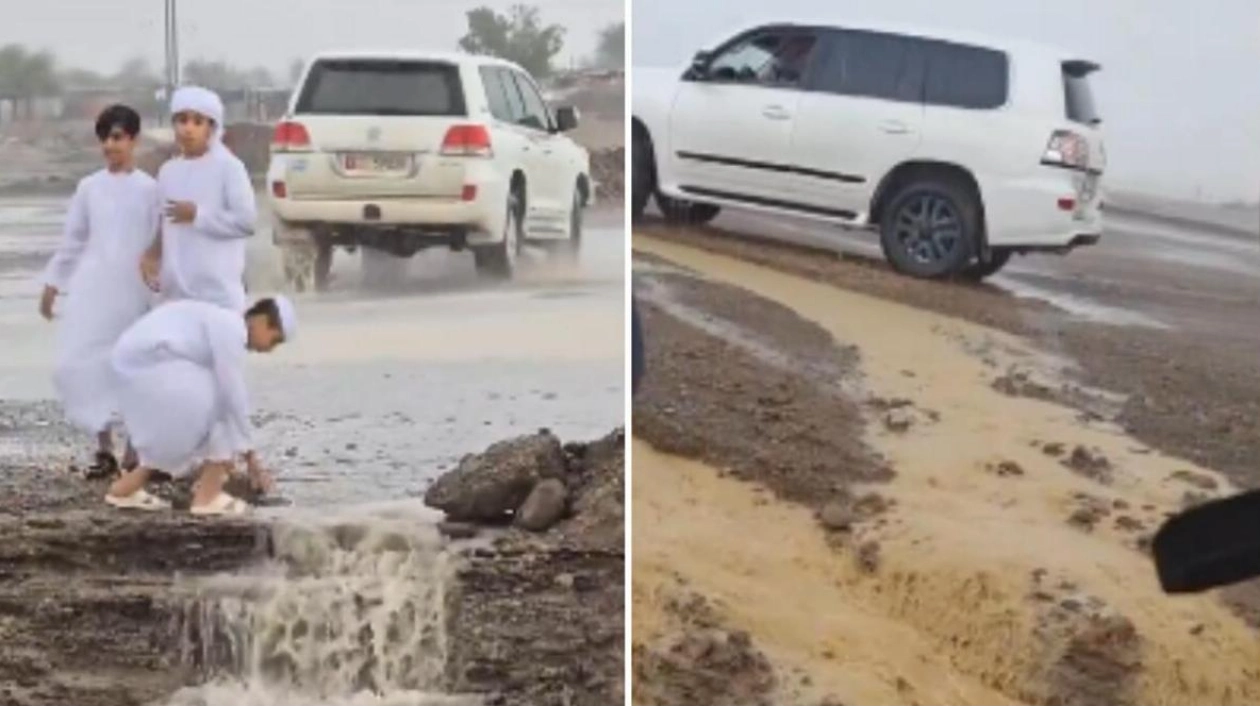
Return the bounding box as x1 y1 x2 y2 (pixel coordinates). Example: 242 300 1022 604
633 21 1105 279
269 50 592 290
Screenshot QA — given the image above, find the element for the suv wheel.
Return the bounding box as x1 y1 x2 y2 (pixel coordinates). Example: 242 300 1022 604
960 249 1012 281
658 195 721 226
474 192 522 279
879 180 979 278
631 128 653 221
281 241 332 293
561 184 583 259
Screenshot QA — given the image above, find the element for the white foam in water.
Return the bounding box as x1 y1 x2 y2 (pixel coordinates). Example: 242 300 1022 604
170 507 481 705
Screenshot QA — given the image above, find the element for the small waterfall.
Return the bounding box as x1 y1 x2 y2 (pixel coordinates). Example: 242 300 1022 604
170 506 479 705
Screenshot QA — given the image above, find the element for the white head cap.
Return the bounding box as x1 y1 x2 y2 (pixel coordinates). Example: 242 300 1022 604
170 85 225 142
273 295 297 341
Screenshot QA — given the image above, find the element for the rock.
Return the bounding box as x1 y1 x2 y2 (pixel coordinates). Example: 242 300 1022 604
437 521 479 540
424 431 566 521
1042 442 1066 456
1169 469 1219 491
1062 446 1113 484
818 501 856 531
882 409 914 433
1114 516 1145 533
515 478 568 532
992 460 1025 477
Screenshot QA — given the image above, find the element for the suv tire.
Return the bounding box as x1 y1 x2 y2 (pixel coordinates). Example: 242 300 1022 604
631 128 653 221
960 249 1012 281
474 191 522 279
879 180 980 278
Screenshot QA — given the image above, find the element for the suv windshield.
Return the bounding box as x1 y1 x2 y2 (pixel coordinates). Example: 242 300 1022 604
296 59 466 116
1063 60 1101 125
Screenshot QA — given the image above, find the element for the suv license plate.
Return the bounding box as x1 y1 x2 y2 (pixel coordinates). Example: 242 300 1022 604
340 152 411 175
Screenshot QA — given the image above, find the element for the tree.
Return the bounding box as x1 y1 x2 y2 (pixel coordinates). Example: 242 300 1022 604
594 22 624 70
458 4 565 79
0 45 59 119
288 58 305 86
114 56 160 89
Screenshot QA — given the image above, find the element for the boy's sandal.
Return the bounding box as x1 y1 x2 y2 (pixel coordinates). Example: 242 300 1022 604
104 489 171 511
190 492 251 517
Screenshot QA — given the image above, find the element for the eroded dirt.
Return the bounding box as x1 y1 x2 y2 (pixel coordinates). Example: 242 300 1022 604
0 415 624 706
631 236 1260 705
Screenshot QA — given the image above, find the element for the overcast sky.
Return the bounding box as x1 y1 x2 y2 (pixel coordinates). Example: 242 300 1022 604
632 0 1260 202
0 0 622 76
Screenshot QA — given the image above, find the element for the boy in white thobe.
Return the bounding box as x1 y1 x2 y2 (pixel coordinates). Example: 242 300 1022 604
104 296 296 515
140 85 256 312
40 105 159 475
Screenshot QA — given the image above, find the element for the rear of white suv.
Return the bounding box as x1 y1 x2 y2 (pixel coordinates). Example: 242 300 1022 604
269 51 591 290
631 22 1105 280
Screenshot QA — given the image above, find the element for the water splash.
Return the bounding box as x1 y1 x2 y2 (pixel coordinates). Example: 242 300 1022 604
172 505 479 705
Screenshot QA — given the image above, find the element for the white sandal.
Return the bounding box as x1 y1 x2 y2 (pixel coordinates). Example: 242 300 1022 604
104 489 171 511
190 492 251 517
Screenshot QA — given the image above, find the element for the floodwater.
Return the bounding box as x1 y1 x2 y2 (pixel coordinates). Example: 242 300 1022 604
0 195 626 507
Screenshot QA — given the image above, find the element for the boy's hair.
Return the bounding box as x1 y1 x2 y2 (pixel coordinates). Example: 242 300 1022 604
95 104 141 141
245 298 282 330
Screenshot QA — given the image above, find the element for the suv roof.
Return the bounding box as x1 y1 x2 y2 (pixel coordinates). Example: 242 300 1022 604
710 18 1093 65
305 49 525 72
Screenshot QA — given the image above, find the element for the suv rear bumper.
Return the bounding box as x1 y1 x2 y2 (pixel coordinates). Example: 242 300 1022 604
983 169 1103 250
269 167 509 249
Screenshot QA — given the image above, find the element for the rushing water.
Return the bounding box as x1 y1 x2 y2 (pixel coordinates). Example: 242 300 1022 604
169 504 485 705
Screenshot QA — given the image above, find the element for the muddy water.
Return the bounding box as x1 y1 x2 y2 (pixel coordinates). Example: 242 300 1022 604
170 502 478 705
633 235 1260 704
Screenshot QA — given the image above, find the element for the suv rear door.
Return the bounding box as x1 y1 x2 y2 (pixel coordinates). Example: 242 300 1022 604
667 26 821 205
788 28 927 219
280 57 469 200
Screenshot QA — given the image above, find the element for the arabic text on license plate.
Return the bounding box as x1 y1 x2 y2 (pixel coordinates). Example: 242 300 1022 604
343 153 408 172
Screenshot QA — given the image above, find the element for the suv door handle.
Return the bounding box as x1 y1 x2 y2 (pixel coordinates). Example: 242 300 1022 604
880 120 910 135
762 105 791 120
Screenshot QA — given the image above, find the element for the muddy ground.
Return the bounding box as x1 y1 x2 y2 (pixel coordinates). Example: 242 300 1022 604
631 231 1260 705
0 418 623 706
634 220 1260 490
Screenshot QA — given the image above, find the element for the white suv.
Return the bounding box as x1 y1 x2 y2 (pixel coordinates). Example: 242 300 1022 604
268 50 592 290
632 22 1105 279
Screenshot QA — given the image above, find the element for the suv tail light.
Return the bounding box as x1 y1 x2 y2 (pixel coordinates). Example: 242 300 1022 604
441 124 493 157
1042 130 1090 170
272 121 312 153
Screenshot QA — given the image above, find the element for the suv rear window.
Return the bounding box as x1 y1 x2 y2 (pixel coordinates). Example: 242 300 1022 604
295 59 466 116
923 41 1008 110
1063 61 1101 125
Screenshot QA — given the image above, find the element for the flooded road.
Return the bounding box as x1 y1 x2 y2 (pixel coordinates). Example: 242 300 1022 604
0 195 625 507
705 206 1258 337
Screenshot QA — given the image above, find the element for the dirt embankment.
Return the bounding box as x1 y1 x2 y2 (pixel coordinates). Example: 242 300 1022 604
631 235 1260 706
0 406 624 706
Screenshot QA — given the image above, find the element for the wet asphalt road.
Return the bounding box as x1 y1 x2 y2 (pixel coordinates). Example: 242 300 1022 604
0 196 625 507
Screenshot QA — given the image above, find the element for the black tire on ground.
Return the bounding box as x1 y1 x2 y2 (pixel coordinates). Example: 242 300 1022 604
959 249 1011 281
658 194 721 226
474 191 522 279
313 242 333 291
562 183 583 258
631 126 653 221
879 179 981 279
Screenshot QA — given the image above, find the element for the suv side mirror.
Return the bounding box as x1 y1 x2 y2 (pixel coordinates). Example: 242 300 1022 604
686 50 711 80
554 105 580 132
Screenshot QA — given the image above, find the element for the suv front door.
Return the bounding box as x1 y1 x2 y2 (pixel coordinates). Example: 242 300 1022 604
507 69 567 220
667 26 820 206
788 29 926 219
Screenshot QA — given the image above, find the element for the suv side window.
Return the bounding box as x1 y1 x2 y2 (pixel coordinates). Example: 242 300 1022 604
812 29 925 102
923 40 1008 109
508 70 553 132
480 66 515 122
705 28 818 88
